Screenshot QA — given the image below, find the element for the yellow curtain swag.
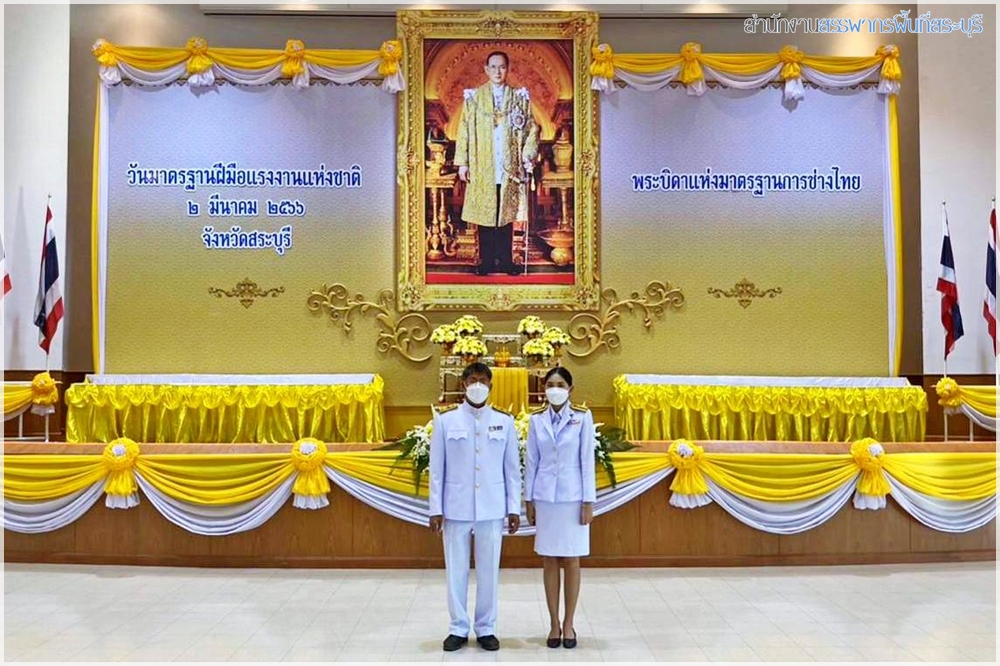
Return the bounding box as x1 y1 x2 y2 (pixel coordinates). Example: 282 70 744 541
102 438 139 498
185 37 213 74
378 40 402 76
679 42 704 85
292 438 331 498
282 39 307 78
590 43 615 79
877 44 902 81
667 439 709 496
850 438 890 497
779 45 804 80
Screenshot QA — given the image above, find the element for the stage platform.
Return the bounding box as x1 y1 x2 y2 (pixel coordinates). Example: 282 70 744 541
4 440 994 569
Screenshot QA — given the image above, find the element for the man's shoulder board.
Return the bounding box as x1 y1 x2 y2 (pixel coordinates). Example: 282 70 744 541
529 405 547 415
491 406 515 418
437 403 460 414
570 403 588 413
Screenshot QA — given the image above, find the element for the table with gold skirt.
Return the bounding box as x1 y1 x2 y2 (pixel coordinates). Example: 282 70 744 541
614 374 927 442
65 374 385 444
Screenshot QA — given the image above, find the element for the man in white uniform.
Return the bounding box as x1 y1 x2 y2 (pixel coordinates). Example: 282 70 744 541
429 362 522 651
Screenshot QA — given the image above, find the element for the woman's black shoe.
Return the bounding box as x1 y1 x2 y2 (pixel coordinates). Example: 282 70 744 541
562 630 578 649
546 632 562 649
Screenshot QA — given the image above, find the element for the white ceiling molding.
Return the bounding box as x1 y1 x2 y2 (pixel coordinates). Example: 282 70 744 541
199 4 791 19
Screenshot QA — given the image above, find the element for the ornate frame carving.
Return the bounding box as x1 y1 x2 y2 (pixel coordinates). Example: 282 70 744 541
396 10 601 312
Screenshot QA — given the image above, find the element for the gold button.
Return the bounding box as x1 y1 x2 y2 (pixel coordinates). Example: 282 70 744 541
476 483 480 489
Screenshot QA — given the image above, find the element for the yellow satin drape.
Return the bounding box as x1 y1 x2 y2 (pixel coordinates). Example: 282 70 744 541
4 384 34 418
5 449 993 505
614 377 927 442
490 367 529 414
611 50 896 79
938 382 998 417
64 379 386 444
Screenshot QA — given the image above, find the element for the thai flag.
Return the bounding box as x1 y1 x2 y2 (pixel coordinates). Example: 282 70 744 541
985 206 997 355
936 206 964 359
33 204 64 354
2 233 10 299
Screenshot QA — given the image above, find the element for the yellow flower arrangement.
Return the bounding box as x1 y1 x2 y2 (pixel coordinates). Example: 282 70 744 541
453 315 484 337
523 338 554 360
453 336 487 358
518 315 547 337
541 326 571 347
430 324 458 345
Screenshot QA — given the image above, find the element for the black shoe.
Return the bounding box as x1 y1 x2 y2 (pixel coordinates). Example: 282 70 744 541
443 634 468 651
475 265 490 276
477 635 500 651
563 630 578 649
503 264 521 276
546 632 562 649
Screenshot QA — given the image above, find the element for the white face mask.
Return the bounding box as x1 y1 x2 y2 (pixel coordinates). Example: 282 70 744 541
465 382 490 405
546 387 570 406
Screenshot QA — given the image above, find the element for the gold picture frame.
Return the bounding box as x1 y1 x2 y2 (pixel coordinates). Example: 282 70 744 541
396 9 600 312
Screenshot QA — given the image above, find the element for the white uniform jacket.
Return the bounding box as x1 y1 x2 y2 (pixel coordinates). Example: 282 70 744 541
428 401 522 522
524 405 597 504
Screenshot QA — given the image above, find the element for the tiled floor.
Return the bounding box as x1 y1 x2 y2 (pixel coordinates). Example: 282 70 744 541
3 562 995 662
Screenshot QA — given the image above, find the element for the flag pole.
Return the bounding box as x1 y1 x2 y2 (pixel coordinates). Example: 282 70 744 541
44 194 52 375
942 201 949 443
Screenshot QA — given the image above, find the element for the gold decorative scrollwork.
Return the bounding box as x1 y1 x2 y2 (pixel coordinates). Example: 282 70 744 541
567 281 685 358
708 278 782 309
208 278 284 308
307 284 432 363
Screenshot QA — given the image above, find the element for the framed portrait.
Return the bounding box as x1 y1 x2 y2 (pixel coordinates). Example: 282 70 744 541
396 10 600 311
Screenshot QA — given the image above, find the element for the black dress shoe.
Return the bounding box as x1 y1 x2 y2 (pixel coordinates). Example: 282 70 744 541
546 633 562 649
501 263 521 276
477 635 500 651
442 634 468 651
563 630 578 649
475 265 491 276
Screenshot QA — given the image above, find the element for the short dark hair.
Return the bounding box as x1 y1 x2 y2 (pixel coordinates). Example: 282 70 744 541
461 362 492 382
485 51 509 67
544 366 573 386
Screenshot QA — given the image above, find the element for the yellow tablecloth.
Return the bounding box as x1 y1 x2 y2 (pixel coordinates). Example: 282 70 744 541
489 367 529 414
614 376 927 442
65 377 385 444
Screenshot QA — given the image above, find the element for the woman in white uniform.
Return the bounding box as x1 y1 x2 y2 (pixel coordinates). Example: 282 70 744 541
524 367 596 650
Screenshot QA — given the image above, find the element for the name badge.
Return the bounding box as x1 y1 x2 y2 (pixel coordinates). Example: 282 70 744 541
489 425 504 432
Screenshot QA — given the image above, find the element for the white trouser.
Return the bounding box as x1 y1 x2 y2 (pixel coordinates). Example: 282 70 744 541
442 518 503 638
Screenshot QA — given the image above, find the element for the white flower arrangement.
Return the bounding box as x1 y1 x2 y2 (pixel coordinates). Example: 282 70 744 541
541 326 571 347
453 336 487 357
453 315 484 337
430 324 458 345
517 315 547 336
523 338 554 359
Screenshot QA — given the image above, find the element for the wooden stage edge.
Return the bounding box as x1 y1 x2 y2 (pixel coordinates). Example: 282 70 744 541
4 440 995 570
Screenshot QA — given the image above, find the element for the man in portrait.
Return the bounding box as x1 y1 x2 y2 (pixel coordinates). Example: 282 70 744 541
455 51 540 276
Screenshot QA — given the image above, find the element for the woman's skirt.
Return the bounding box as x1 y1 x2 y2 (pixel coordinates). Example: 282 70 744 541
533 500 590 557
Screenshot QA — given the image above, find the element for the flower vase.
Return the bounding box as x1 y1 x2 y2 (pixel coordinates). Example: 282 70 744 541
442 343 455 356
462 354 480 365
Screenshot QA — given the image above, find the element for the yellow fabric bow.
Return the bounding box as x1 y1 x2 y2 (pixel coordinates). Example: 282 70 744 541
378 40 402 77
590 43 615 79
102 438 139 497
679 42 703 85
282 39 307 78
877 44 902 81
30 372 60 407
291 438 331 498
850 438 890 497
91 38 118 67
185 37 213 75
668 439 709 495
935 377 962 408
778 45 804 80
